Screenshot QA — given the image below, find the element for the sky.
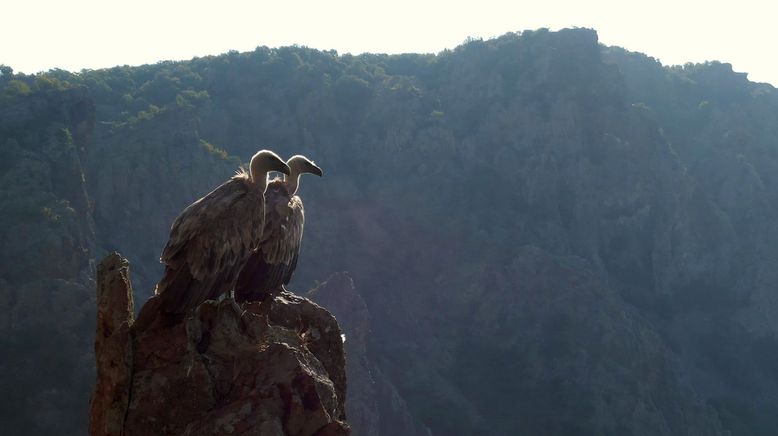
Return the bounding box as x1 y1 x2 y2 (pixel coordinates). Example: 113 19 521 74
3 0 777 86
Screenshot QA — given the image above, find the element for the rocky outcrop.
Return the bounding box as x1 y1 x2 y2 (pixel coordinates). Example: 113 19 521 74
89 253 350 436
89 253 134 436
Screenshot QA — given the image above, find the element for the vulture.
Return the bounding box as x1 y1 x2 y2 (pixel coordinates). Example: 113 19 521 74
153 149 290 318
235 155 322 302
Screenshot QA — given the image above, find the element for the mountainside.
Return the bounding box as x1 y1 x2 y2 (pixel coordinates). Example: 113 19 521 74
0 77 96 434
2 28 778 435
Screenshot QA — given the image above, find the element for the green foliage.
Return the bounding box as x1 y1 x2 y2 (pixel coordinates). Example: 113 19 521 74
200 139 240 164
133 104 161 122
34 75 70 91
176 89 209 108
0 65 13 88
334 74 372 108
3 79 31 97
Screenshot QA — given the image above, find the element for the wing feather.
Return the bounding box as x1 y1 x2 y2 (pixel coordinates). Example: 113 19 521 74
155 175 265 314
235 182 305 301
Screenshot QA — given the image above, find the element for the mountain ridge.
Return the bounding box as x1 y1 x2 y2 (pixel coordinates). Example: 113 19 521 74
2 27 778 434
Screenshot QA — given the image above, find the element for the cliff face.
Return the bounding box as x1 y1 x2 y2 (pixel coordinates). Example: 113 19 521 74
308 273 429 436
430 247 724 435
90 253 350 436
6 27 778 435
85 105 238 296
0 82 97 435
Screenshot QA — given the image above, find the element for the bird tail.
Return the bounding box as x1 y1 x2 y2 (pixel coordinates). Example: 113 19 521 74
133 265 235 332
235 253 285 302
132 266 194 332
157 265 196 315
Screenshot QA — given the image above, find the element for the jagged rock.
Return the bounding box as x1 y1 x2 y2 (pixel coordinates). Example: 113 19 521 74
89 253 134 436
89 253 350 436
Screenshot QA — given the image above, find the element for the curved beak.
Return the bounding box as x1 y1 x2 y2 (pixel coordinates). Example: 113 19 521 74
273 158 291 176
308 163 323 177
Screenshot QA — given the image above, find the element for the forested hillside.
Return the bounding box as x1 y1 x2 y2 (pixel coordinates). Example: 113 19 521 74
2 28 778 435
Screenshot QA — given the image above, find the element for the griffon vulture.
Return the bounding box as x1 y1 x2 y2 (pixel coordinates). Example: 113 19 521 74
153 149 290 317
235 155 322 302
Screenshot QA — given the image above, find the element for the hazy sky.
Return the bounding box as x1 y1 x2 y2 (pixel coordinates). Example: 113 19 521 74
3 0 777 86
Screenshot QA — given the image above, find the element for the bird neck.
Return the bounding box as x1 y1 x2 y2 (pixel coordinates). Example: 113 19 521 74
249 160 270 193
249 172 269 193
257 175 269 194
284 171 301 196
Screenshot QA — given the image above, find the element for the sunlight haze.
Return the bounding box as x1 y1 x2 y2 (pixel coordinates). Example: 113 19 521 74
3 0 777 86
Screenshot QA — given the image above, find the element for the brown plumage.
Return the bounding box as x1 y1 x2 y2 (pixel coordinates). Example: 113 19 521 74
235 155 322 302
152 150 290 318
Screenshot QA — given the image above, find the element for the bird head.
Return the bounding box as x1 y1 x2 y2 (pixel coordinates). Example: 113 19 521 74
284 155 322 196
287 155 323 178
250 150 291 184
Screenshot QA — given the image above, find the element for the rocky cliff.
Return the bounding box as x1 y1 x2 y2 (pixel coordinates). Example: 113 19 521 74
308 273 429 436
0 80 97 434
5 27 778 435
90 253 350 436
